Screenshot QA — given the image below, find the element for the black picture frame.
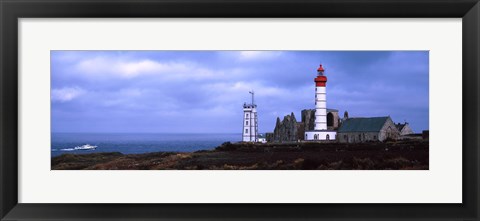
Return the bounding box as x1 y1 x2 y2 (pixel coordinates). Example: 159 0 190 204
1 0 479 220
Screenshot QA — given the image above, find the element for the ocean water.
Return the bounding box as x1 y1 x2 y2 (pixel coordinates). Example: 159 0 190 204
51 133 241 157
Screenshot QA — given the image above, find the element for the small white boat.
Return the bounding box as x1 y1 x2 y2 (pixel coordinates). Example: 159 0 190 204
73 144 97 150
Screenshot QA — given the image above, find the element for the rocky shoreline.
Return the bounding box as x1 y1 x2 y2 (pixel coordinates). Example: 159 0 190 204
51 140 429 170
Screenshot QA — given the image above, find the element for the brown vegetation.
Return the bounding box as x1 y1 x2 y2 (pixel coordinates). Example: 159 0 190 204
51 140 429 170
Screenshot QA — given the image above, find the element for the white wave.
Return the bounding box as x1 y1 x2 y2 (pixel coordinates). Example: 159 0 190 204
59 144 97 151
74 144 97 150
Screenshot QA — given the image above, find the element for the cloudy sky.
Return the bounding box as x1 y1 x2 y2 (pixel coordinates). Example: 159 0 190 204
51 51 429 133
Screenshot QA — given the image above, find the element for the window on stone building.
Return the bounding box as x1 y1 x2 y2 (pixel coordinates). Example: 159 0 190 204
246 114 249 118
326 134 330 140
327 112 334 127
245 129 248 133
305 134 308 139
246 121 248 125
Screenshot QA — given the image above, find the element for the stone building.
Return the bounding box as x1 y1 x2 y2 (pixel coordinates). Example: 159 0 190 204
257 134 267 143
337 116 400 143
395 122 414 135
301 109 315 131
267 109 339 142
301 109 340 131
265 132 275 142
422 130 429 140
268 110 404 143
326 109 340 130
270 112 303 142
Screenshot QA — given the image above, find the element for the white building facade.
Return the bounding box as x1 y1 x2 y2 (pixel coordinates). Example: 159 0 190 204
305 64 337 141
305 130 337 141
242 92 258 142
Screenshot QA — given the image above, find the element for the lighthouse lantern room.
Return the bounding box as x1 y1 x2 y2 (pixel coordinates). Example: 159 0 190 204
242 91 258 142
305 64 337 141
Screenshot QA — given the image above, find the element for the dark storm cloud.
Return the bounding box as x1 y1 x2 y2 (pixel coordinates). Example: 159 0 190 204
51 51 428 133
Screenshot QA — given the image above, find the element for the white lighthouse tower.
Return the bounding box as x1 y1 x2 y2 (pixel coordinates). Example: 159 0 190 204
242 91 258 142
305 64 337 141
314 64 328 130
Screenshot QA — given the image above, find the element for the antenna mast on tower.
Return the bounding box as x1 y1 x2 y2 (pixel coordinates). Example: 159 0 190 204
249 90 255 105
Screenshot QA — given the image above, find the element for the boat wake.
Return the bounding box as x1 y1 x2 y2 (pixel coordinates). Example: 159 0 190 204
55 144 97 151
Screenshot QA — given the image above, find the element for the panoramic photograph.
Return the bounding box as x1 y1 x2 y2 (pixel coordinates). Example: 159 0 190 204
51 51 429 170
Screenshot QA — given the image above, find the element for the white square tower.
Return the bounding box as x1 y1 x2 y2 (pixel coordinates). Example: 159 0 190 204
242 91 258 142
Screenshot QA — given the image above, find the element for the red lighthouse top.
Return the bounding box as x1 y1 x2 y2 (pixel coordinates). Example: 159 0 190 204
317 64 325 72
315 64 327 87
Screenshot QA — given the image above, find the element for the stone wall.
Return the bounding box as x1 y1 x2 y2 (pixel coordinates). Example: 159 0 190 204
327 111 340 130
301 109 316 131
265 132 275 142
399 124 414 135
422 130 429 140
378 117 400 141
296 122 305 141
338 132 380 143
272 112 299 142
270 109 340 142
302 109 340 131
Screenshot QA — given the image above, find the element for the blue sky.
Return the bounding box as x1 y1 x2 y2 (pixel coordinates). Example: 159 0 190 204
51 51 429 133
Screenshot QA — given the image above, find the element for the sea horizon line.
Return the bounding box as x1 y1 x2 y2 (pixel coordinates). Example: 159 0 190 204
51 132 250 135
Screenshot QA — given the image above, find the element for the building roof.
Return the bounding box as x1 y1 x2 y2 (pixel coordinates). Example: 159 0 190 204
338 117 390 133
395 123 407 131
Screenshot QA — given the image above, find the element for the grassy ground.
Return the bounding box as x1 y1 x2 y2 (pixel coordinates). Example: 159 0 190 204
51 140 429 170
